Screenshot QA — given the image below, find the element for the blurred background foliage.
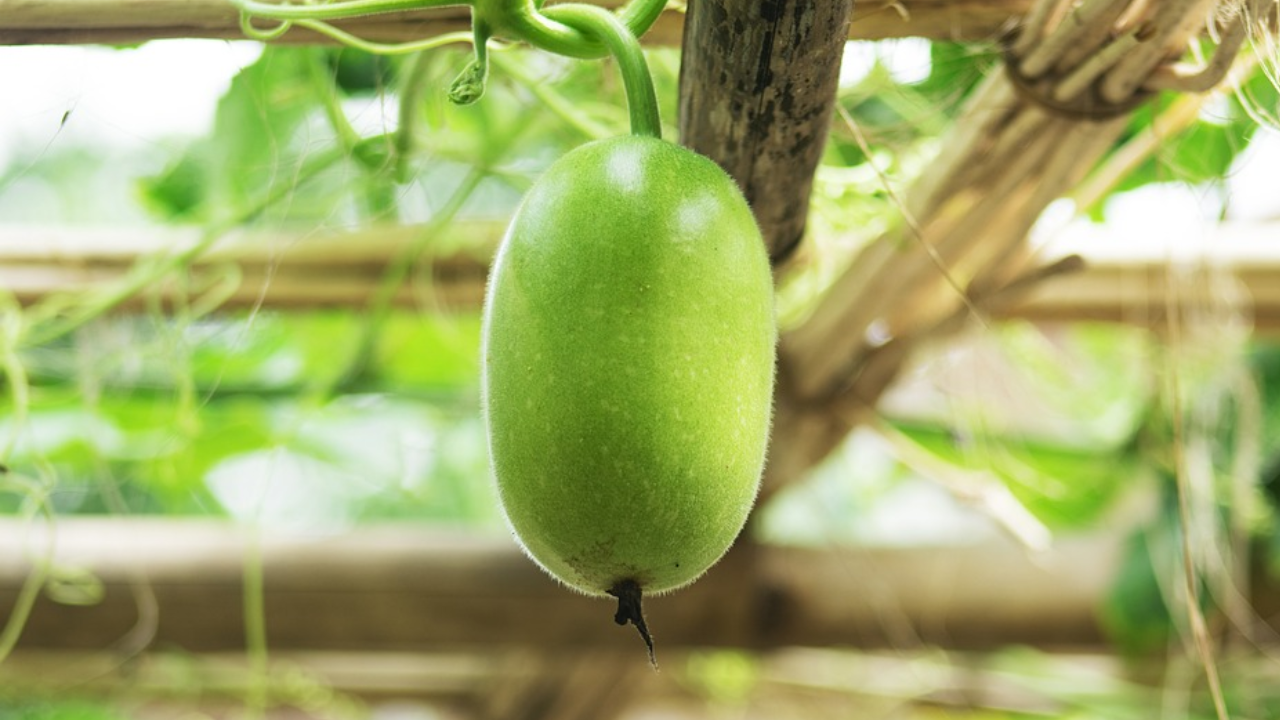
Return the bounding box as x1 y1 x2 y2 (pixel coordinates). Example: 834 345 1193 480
1 30 1280 720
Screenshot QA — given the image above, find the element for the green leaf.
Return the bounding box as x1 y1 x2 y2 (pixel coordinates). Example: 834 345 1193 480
1100 516 1178 656
328 47 395 95
374 313 481 391
139 46 320 223
1234 62 1280 125
0 700 130 720
136 149 204 220
1090 65 1278 220
915 41 1000 107
893 421 1133 529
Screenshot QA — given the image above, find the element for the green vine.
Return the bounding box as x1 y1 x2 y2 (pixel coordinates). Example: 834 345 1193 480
232 0 667 137
539 3 660 137
232 0 666 57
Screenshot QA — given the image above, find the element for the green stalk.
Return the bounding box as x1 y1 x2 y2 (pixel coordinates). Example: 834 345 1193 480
296 21 473 55
306 49 363 151
477 0 666 59
395 49 436 181
243 526 269 719
530 3 661 138
612 0 668 48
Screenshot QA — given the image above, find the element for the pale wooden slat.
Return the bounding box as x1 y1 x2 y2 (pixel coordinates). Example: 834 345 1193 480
0 222 497 311
4 222 1280 324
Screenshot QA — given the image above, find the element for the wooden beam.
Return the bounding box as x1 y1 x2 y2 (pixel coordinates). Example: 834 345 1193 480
0 649 493 704
2 646 1190 715
0 223 500 312
995 224 1280 332
5 223 1280 332
0 646 663 718
0 0 1029 46
1 518 1119 654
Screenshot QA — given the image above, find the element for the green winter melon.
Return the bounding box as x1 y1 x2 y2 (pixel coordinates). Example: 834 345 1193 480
481 135 776 650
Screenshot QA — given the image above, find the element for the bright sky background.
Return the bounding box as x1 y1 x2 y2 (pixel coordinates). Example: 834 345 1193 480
0 42 262 170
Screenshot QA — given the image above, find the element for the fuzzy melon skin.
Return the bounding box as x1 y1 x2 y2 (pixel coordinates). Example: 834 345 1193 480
482 135 776 597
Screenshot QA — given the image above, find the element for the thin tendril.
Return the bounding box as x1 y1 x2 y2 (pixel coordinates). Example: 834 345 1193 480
326 167 486 393
234 0 668 60
239 11 293 41
395 49 435 181
230 0 463 22
295 20 474 55
0 496 56 664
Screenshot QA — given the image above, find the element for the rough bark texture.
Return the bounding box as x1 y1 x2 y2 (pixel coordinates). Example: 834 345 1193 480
677 0 854 263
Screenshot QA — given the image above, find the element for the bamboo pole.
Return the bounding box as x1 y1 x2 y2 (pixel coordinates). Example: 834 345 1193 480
0 223 499 312
0 518 1123 653
3 222 1280 327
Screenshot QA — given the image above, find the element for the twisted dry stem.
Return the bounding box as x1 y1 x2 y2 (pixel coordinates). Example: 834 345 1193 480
1006 0 1265 120
1019 0 1125 78
1144 0 1258 92
769 0 1272 498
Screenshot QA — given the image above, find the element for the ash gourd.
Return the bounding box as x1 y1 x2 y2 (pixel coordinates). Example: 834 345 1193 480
235 0 776 667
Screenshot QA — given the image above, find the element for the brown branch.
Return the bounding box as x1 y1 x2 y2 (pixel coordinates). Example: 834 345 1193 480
677 0 854 263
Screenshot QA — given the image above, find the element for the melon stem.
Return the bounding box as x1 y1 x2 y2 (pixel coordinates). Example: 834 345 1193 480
608 579 657 668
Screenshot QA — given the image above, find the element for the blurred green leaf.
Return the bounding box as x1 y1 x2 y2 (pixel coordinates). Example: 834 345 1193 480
373 313 480 391
328 47 395 95
892 421 1134 530
684 650 760 705
914 41 1000 106
139 46 320 223
1090 61 1278 221
0 700 129 720
1100 511 1180 656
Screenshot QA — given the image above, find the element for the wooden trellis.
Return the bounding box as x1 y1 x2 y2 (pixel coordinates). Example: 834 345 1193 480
2 222 1277 326
0 0 1033 45
1 0 1278 717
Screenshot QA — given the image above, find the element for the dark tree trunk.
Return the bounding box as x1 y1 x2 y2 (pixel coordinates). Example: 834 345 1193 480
677 0 854 264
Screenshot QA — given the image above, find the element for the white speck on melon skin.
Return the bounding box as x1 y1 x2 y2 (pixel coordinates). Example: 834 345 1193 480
605 143 647 194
